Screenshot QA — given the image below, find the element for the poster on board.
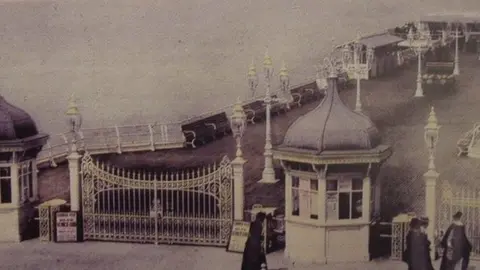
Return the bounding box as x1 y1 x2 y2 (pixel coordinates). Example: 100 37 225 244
226 220 251 253
326 194 338 220
55 211 80 243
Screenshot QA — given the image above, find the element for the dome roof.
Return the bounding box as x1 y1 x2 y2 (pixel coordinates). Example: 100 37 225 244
0 96 38 140
282 71 381 152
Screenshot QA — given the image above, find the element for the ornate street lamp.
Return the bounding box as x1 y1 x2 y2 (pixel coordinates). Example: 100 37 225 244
249 49 287 183
341 35 375 113
451 23 461 76
230 97 247 158
407 22 432 97
279 61 293 109
247 60 259 98
65 93 82 152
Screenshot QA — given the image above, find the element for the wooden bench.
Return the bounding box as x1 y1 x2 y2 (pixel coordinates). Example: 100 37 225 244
270 95 289 116
425 62 454 75
181 119 216 148
202 112 232 139
337 71 352 90
289 82 320 108
243 100 266 124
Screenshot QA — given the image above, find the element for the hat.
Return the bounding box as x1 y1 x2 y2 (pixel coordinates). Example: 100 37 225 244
453 211 462 219
409 218 421 229
419 216 429 226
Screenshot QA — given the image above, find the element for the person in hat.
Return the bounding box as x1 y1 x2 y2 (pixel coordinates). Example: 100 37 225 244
440 212 472 270
419 217 436 266
404 217 434 270
241 212 268 270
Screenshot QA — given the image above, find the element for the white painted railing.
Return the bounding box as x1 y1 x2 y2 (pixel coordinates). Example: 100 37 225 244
179 80 316 126
36 123 186 167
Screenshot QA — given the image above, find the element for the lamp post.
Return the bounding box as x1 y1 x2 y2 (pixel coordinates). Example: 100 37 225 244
424 106 440 260
407 22 432 98
249 50 286 184
230 97 247 220
279 61 293 109
230 97 247 158
66 93 83 152
248 60 259 98
341 35 375 113
66 93 83 212
452 24 460 76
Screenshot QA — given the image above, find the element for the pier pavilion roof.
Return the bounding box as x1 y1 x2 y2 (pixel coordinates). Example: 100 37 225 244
0 95 39 140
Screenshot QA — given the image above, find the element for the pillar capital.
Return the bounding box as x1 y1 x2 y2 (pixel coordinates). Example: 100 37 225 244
232 156 247 166
67 151 82 161
424 169 439 183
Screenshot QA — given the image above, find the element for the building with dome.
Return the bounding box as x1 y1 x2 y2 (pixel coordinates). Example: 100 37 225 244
273 61 392 265
0 96 49 242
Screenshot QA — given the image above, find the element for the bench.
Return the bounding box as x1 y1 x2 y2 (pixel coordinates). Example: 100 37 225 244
337 71 352 90
202 112 232 139
270 94 289 116
289 83 318 108
243 100 266 124
181 119 216 148
425 62 454 75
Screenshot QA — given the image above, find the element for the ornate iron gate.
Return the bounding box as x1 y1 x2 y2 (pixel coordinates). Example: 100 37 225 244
438 181 480 260
81 152 233 246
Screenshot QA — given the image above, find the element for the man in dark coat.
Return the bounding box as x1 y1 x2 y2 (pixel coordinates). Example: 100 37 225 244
404 217 435 270
419 217 436 267
440 212 472 270
241 212 267 270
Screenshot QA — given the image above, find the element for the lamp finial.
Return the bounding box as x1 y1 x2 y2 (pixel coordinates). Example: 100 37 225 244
66 93 80 116
279 60 288 77
263 48 272 68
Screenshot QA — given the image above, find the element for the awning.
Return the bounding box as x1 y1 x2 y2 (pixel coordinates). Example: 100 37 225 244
335 33 405 49
421 13 480 24
358 34 405 48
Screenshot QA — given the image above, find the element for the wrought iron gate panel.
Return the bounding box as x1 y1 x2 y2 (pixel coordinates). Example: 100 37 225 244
438 180 480 260
81 153 233 246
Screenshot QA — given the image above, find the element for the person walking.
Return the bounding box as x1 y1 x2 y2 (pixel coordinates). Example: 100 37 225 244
419 217 436 268
241 212 268 270
404 217 434 270
440 211 472 270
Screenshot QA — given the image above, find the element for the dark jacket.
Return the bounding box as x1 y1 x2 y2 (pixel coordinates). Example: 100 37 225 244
405 229 434 270
241 220 267 270
440 222 472 270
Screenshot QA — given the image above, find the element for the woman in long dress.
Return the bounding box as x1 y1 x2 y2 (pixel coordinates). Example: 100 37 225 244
241 212 267 270
404 217 434 270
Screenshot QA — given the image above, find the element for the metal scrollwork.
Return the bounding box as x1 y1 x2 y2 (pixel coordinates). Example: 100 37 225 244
81 152 234 247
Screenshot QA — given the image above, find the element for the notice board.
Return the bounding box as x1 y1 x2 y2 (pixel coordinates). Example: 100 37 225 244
55 211 79 243
226 220 251 253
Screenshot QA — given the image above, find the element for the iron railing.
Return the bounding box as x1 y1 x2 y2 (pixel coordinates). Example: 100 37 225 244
36 123 186 167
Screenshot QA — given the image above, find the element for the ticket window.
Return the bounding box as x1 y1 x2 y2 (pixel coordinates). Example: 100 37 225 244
326 176 363 222
291 176 319 220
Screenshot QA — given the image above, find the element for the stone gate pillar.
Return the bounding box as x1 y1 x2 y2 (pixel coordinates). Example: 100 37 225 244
68 150 82 212
424 169 439 260
232 156 246 221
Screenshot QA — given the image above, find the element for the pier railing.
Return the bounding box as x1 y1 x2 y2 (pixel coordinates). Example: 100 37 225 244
37 123 186 167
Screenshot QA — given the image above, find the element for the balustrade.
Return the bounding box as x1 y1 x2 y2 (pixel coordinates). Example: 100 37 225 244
36 123 185 167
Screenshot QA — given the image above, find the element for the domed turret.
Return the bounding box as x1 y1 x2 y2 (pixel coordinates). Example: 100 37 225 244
282 64 380 151
0 96 38 140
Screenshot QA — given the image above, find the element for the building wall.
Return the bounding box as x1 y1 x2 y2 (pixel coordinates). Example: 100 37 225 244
0 207 20 242
325 225 369 263
285 220 326 265
285 220 369 265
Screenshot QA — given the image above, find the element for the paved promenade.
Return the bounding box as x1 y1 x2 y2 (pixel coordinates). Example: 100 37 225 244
0 240 477 270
